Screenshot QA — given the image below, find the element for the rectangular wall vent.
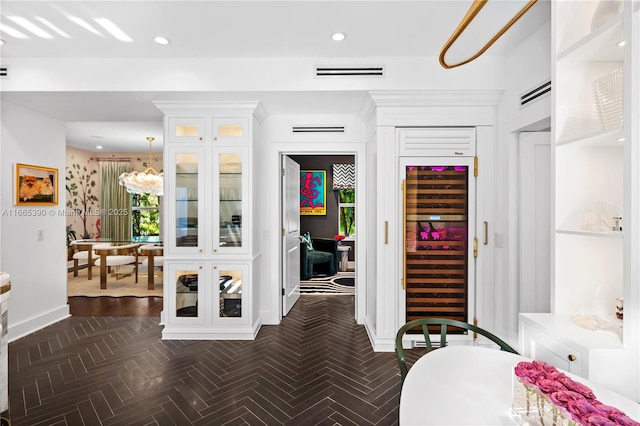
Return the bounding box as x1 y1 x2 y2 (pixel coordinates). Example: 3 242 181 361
0 66 8 78
292 126 345 133
315 65 384 78
520 79 551 108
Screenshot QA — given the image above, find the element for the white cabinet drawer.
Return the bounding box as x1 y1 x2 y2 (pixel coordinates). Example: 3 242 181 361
520 321 585 377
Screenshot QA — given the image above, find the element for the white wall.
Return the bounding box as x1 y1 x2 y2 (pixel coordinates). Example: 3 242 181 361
3 56 508 93
495 20 552 344
1 101 70 341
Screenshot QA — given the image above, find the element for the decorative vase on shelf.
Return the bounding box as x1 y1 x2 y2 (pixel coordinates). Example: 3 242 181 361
591 0 623 32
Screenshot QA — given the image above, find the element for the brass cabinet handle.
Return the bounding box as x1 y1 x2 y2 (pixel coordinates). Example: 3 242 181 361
568 354 577 362
484 221 488 245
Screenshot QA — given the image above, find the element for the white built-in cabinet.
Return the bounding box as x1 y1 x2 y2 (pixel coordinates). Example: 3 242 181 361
154 101 265 340
520 0 640 400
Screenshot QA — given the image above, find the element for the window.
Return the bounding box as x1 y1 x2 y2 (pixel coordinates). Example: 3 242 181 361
132 193 160 238
338 189 355 239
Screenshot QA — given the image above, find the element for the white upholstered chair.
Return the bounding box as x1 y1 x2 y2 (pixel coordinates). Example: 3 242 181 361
93 243 139 289
70 240 100 280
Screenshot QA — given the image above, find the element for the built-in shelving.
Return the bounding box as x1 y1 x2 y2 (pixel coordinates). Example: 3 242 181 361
520 1 639 400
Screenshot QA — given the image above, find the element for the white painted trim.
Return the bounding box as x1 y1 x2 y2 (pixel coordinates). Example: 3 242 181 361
364 315 395 352
8 305 70 342
152 100 267 123
369 90 504 107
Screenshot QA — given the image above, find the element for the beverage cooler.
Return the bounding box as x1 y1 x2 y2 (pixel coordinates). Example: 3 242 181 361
401 159 476 327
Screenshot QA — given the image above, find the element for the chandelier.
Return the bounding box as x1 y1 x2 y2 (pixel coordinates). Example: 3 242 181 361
119 136 163 196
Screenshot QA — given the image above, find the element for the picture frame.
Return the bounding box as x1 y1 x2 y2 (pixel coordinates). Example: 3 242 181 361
15 163 58 206
300 170 326 215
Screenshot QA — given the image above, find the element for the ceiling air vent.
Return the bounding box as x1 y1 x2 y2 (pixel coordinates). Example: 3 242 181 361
0 66 8 78
520 79 551 108
292 126 345 133
315 65 384 78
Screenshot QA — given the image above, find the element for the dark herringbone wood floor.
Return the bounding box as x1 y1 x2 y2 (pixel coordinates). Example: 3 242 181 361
8 295 406 425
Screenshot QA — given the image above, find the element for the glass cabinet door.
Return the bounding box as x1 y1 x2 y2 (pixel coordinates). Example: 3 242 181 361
215 148 248 253
169 263 203 322
213 263 248 322
169 147 205 253
402 159 476 327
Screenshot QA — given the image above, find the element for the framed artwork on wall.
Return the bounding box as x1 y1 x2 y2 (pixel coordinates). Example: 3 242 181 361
15 163 58 206
300 170 326 215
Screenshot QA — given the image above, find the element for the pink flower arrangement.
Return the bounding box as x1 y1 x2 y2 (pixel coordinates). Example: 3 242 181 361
514 360 639 426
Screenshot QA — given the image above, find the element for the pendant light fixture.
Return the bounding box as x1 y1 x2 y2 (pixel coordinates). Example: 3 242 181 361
119 136 163 196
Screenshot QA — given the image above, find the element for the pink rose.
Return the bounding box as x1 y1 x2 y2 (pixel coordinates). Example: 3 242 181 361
557 375 596 399
580 413 616 426
514 362 542 383
596 405 640 426
536 378 567 394
549 390 586 407
608 412 640 426
532 360 567 380
566 400 603 421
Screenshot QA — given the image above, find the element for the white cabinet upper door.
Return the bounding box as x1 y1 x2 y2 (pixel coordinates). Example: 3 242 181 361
166 146 206 254
167 117 205 143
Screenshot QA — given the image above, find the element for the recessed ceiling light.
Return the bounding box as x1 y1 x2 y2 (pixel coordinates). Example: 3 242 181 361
96 145 103 150
154 36 170 45
617 40 626 47
331 32 346 42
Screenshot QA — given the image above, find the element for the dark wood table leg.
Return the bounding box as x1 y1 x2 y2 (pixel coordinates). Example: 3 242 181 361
147 255 155 290
100 254 107 289
87 250 93 280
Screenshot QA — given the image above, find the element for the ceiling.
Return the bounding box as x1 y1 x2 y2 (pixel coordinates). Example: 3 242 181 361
0 0 551 152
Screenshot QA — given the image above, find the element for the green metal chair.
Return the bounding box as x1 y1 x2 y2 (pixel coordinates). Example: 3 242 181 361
395 318 519 384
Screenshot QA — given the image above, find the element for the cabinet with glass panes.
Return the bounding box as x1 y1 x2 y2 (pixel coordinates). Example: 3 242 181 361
155 101 265 340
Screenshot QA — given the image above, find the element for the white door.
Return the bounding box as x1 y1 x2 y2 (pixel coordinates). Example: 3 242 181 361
519 131 551 313
282 155 301 315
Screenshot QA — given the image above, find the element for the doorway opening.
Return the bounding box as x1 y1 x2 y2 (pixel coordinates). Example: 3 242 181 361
281 153 358 316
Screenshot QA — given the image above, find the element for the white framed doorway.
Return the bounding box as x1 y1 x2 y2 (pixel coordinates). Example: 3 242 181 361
265 141 367 326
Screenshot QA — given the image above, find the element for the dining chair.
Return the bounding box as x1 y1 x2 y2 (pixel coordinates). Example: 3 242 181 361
395 318 519 384
94 243 140 284
70 240 99 280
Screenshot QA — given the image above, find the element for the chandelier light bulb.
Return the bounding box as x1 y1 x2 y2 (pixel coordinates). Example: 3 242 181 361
119 136 164 196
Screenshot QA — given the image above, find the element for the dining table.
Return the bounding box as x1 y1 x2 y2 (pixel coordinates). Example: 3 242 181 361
399 345 640 425
138 244 163 290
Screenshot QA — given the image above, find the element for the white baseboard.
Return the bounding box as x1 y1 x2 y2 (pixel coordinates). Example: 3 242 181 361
8 305 70 342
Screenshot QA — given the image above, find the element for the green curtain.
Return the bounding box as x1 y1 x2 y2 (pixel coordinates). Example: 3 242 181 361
100 161 132 241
